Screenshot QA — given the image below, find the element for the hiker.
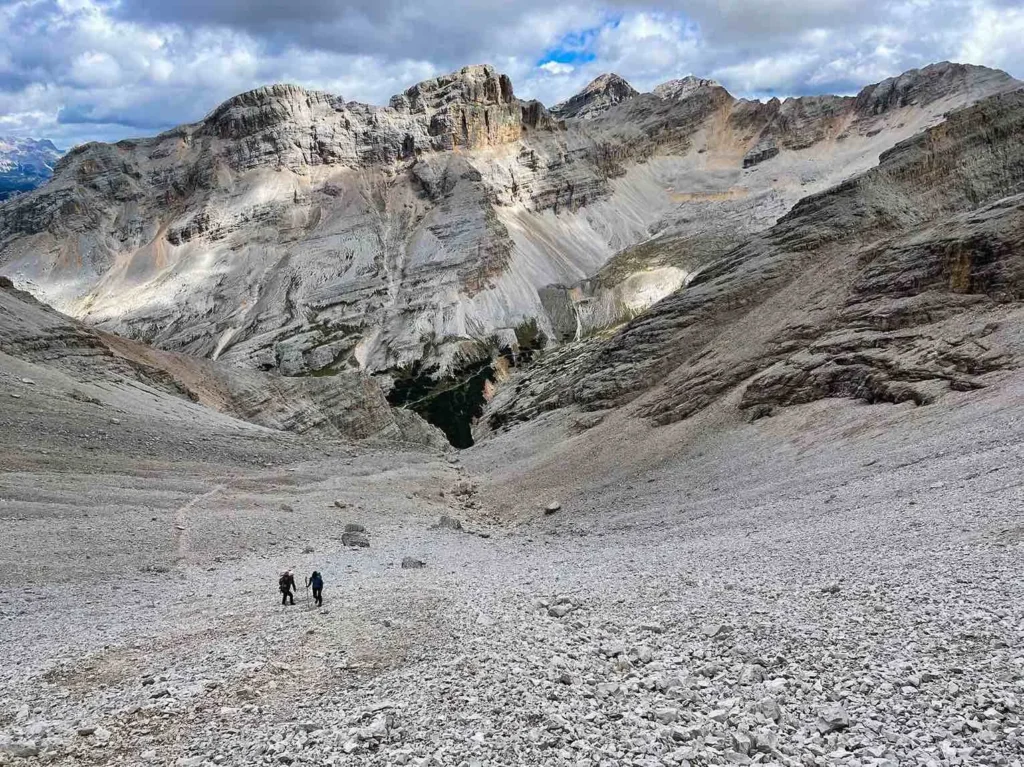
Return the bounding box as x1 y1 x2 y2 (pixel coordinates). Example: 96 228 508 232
307 570 324 607
279 570 296 606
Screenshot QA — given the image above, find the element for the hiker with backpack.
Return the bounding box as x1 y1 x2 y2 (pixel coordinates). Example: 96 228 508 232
279 570 296 606
306 570 324 607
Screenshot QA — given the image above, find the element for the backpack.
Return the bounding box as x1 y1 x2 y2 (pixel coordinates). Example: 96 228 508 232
279 573 291 590
311 572 323 588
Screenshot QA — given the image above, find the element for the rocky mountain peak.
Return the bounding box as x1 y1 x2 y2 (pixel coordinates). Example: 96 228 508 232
390 64 514 113
652 75 724 101
853 61 1020 116
551 73 639 119
203 83 342 141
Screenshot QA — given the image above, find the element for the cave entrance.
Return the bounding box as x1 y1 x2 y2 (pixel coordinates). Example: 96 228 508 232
387 359 495 449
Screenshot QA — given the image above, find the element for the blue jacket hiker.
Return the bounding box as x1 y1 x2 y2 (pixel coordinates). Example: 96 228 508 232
307 571 324 607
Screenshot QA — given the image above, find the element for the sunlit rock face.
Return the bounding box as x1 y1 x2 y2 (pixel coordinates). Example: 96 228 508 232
0 61 1018 387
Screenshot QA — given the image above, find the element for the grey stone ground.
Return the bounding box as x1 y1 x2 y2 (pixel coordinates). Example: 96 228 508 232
1 365 1023 766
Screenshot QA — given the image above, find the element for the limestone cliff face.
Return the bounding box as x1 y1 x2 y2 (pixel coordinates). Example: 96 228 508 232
479 89 1024 439
0 276 445 446
0 62 1018 391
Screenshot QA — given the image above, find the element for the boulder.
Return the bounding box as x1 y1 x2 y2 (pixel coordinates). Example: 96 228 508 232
816 704 850 734
342 531 369 548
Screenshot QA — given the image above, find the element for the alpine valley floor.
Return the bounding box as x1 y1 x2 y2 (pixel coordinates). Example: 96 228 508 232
1 358 1022 767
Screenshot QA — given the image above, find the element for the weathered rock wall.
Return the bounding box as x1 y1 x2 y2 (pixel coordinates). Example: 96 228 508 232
0 62 1017 390
480 90 1024 436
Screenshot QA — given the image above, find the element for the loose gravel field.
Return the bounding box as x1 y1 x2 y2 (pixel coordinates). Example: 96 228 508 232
2 366 1023 767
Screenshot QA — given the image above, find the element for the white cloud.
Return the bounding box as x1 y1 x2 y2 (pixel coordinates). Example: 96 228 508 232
540 61 576 75
69 51 122 87
960 1 1024 77
0 0 1021 147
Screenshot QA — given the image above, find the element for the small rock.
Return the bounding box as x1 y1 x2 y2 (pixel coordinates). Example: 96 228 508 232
280 504 294 513
702 623 733 638
757 697 782 722
343 522 365 532
334 500 347 509
435 515 463 531
303 545 315 554
544 501 561 514
821 582 841 594
342 531 370 548
731 731 753 755
547 604 572 618
77 725 97 736
655 708 680 724
816 704 850 734
2 743 40 759
401 557 426 569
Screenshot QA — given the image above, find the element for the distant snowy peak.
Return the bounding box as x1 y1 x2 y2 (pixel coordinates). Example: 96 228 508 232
0 137 64 201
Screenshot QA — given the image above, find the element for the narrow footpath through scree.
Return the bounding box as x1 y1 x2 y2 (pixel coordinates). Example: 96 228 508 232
173 481 231 562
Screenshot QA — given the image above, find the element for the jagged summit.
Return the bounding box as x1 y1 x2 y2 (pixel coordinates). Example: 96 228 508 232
551 73 639 119
853 60 1019 115
652 75 724 101
390 64 514 112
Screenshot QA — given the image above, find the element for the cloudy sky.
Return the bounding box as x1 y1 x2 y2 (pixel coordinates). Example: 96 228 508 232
2 0 1023 148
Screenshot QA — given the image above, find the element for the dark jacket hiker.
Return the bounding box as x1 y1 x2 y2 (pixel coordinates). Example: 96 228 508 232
279 570 296 605
307 571 324 607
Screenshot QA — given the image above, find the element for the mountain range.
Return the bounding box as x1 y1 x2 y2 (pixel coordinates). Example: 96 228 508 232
1 61 1022 446
0 136 63 202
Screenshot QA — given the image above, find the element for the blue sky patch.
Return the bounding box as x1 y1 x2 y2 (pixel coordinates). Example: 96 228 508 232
537 18 621 68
